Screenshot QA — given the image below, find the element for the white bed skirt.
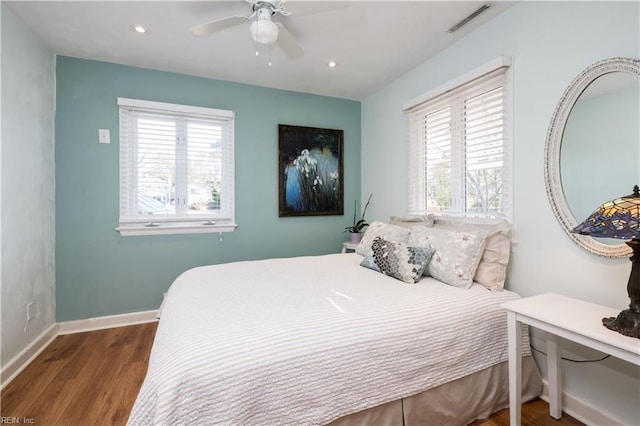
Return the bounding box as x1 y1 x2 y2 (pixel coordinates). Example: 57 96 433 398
330 355 542 426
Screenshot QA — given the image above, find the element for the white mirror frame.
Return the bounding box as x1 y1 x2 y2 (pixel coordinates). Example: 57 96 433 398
544 57 639 258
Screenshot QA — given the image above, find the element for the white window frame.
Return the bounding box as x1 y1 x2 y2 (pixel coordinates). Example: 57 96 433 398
116 98 237 236
403 56 513 220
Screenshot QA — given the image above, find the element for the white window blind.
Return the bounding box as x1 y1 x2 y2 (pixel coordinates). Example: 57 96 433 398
117 98 236 236
407 66 511 218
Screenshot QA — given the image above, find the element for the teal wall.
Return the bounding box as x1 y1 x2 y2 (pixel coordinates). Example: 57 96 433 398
55 57 361 321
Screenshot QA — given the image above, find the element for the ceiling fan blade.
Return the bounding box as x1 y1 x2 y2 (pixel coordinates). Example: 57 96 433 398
191 15 248 36
275 23 303 58
280 0 349 17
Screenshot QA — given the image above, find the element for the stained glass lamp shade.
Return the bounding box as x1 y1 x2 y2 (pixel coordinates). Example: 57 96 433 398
572 185 640 338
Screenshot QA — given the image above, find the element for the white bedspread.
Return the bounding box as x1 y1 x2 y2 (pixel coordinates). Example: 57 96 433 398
128 253 530 426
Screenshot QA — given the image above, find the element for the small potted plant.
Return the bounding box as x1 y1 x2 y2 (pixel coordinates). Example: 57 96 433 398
344 194 372 244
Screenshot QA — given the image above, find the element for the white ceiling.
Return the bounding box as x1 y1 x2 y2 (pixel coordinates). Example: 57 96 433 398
5 1 516 100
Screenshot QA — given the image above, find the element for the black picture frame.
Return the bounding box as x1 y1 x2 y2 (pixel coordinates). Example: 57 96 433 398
278 125 344 217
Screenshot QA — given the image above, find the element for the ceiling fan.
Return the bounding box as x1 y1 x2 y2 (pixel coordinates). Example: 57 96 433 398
191 0 343 59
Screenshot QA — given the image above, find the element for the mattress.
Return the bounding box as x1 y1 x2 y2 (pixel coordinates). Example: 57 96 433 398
128 253 533 425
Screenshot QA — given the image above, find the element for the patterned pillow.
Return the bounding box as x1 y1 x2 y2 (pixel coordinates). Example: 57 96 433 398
359 250 381 272
365 237 434 284
432 216 511 291
408 226 487 289
355 221 410 256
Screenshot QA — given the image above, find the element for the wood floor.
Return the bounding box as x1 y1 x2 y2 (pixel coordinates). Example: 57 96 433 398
1 323 584 426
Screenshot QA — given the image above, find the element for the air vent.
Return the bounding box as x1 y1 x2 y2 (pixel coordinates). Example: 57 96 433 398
448 3 492 33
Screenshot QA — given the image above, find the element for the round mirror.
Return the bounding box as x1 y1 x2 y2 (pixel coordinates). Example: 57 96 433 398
544 57 639 258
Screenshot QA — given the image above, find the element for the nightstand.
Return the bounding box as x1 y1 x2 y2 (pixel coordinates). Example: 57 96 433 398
341 242 358 253
501 293 640 425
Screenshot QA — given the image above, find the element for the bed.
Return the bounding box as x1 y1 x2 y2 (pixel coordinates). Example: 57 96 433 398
129 216 542 425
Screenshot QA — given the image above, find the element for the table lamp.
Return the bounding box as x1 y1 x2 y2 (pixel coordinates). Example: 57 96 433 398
572 185 640 339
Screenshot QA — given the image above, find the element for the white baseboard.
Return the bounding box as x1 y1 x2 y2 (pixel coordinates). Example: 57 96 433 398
1 310 159 390
0 323 59 391
541 379 622 426
58 310 159 335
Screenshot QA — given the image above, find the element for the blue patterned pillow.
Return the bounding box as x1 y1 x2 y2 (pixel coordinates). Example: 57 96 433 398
363 237 434 284
360 250 381 272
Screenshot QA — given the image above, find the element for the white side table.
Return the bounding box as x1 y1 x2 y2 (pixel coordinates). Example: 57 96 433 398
501 293 640 425
341 242 358 253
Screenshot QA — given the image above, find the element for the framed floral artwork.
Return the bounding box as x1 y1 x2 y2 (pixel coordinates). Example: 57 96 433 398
278 125 344 217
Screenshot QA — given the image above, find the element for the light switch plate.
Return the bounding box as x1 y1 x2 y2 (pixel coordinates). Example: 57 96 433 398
98 128 111 144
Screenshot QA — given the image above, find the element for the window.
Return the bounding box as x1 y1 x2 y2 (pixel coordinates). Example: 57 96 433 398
406 59 511 219
117 98 236 236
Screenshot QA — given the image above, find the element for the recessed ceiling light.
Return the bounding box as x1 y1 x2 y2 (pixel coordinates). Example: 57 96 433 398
133 25 148 34
327 61 337 68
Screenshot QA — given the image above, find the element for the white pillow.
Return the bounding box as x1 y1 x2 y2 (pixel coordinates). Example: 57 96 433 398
356 221 410 256
408 226 487 289
388 214 435 229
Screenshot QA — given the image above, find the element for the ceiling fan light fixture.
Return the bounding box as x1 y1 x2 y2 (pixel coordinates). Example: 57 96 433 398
191 0 303 58
250 18 279 45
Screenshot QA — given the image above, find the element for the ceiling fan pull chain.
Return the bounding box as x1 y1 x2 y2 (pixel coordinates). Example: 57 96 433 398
253 16 260 57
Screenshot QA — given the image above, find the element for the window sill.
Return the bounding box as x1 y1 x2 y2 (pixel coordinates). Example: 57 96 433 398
116 223 237 237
